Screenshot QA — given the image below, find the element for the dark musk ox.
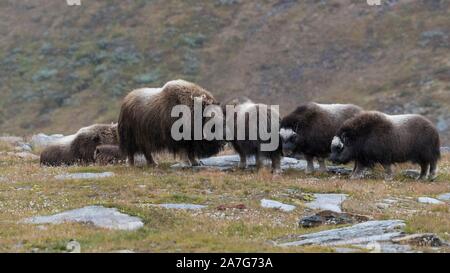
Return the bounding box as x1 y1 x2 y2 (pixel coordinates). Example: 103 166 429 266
40 123 119 166
330 111 441 181
94 145 126 165
117 79 224 166
280 103 362 174
222 97 282 173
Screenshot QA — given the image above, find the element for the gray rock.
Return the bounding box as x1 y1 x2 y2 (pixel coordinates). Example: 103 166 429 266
30 133 65 148
305 194 348 213
261 199 296 212
417 197 444 205
55 172 115 180
437 193 450 201
23 206 144 231
279 220 405 247
149 203 207 210
6 152 39 160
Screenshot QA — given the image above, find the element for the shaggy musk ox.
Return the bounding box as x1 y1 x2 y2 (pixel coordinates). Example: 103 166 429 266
94 145 126 165
40 123 119 166
280 102 362 174
222 97 282 173
330 111 441 180
118 80 224 166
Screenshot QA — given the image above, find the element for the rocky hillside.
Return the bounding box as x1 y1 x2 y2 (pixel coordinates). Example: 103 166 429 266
0 0 449 143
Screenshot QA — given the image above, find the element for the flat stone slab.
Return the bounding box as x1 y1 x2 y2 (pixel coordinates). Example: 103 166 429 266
171 155 352 174
437 193 450 201
279 220 405 247
261 199 296 212
417 197 444 205
23 206 144 231
305 194 348 213
55 172 114 180
148 203 207 210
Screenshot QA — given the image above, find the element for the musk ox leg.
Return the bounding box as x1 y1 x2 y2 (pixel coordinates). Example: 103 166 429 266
143 150 157 167
188 153 200 167
350 162 366 180
383 164 394 181
127 154 135 166
429 161 438 181
271 154 282 174
305 156 315 174
255 152 263 170
318 158 327 173
418 163 429 181
238 151 247 169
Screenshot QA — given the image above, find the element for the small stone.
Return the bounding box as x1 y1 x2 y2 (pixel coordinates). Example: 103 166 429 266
417 197 444 205
392 233 444 247
260 199 296 212
437 193 450 201
376 203 390 209
305 194 348 213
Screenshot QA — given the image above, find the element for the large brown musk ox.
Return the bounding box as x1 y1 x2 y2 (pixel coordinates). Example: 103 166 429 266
330 111 441 181
280 103 362 174
222 97 282 173
40 123 119 166
118 79 224 166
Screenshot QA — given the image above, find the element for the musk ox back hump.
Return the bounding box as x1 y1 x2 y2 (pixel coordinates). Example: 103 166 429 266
118 79 223 159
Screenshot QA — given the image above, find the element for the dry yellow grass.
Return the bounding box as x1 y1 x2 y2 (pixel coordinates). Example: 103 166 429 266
0 149 449 253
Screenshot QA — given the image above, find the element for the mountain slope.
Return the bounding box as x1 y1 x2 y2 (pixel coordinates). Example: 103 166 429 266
0 0 449 143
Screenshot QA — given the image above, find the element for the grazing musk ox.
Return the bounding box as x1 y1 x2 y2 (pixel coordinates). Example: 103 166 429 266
330 111 441 180
118 79 224 166
40 123 119 166
280 103 362 174
222 97 282 173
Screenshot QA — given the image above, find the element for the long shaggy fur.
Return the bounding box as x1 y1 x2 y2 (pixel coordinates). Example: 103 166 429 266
223 97 282 172
118 80 224 166
40 123 119 166
280 102 362 158
330 111 440 180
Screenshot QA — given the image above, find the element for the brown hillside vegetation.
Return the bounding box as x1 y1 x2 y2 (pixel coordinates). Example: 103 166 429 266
0 0 449 143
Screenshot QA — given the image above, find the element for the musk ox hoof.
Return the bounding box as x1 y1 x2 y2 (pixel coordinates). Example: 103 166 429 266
238 162 247 169
350 173 365 180
428 174 438 181
272 169 283 175
305 168 314 175
384 175 394 181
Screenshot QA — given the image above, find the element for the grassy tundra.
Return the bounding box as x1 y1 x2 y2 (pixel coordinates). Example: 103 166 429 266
0 143 449 253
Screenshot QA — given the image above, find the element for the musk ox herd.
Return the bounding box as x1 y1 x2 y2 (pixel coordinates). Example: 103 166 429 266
40 79 441 181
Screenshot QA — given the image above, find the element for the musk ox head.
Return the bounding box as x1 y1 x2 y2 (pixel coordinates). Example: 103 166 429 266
329 133 355 164
279 127 299 156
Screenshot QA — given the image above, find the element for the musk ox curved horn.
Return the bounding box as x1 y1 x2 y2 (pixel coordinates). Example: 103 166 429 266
331 136 344 149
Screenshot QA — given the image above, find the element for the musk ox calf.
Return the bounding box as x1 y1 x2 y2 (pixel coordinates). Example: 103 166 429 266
280 102 362 174
330 111 440 180
118 79 224 167
94 145 126 165
40 123 119 166
223 97 282 173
